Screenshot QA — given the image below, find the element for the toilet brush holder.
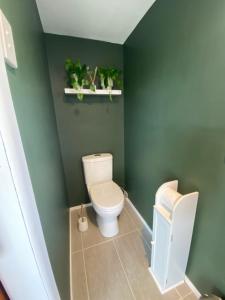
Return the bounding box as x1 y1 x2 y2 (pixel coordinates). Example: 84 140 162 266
78 217 88 232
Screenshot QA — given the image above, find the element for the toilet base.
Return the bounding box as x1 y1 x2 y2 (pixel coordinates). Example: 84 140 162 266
97 215 119 237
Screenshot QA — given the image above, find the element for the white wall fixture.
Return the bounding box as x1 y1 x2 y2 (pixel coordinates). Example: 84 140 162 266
149 180 199 294
0 9 17 68
64 88 122 96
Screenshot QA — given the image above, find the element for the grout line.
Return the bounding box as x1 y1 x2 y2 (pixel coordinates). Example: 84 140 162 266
125 198 153 235
124 206 141 234
71 249 83 255
182 290 195 299
83 229 139 252
124 205 141 228
83 238 113 251
175 287 183 298
112 239 136 300
125 203 152 250
125 201 152 248
175 284 194 299
126 203 152 251
115 229 139 240
174 289 183 300
125 201 153 271
123 207 139 231
81 233 90 300
136 229 152 253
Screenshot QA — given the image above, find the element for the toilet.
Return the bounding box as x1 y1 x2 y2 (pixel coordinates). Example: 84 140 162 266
82 153 124 237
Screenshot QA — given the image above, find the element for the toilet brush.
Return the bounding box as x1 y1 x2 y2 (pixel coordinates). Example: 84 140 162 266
78 204 88 232
80 204 84 220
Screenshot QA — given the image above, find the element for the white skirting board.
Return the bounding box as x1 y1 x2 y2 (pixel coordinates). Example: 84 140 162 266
185 276 202 299
126 198 153 236
69 199 201 299
149 267 201 298
149 267 184 295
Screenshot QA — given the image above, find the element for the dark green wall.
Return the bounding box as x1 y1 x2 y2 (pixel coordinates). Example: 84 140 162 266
0 1 69 299
124 0 225 296
45 34 124 207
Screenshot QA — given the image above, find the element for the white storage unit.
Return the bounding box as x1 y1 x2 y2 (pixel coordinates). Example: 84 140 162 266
149 180 199 294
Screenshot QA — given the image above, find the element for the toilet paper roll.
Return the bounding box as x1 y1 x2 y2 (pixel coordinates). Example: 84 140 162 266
78 217 88 232
158 187 181 212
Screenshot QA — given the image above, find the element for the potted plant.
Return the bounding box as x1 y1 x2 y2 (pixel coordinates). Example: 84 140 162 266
97 67 122 100
65 59 122 101
88 67 98 92
65 59 89 100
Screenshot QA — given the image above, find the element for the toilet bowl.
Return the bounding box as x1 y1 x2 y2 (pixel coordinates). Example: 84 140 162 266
82 153 124 237
89 180 124 237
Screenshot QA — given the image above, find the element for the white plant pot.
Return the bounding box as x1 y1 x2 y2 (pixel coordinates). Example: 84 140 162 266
78 217 88 232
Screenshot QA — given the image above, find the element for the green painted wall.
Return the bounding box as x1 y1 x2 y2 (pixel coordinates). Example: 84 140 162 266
124 0 225 296
45 34 124 207
0 1 69 299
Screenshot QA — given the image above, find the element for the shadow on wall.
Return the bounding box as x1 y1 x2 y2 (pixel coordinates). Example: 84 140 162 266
126 124 225 294
64 94 121 117
166 128 225 296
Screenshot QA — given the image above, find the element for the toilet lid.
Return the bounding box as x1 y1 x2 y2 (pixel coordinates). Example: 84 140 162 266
89 181 124 210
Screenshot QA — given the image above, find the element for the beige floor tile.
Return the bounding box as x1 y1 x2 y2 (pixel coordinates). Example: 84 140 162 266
82 207 110 248
183 292 198 300
115 231 153 300
125 200 152 248
125 199 143 229
84 241 134 300
147 269 181 300
82 206 137 248
162 289 181 300
71 206 186 300
118 208 137 236
71 209 82 252
71 251 88 300
139 226 152 249
115 231 180 300
176 283 192 297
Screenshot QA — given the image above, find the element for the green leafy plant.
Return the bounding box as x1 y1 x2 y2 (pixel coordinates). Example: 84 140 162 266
97 67 122 100
65 59 122 101
65 59 89 100
97 67 107 89
88 67 98 92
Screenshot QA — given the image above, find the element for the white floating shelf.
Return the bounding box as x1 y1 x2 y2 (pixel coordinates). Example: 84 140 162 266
64 88 122 96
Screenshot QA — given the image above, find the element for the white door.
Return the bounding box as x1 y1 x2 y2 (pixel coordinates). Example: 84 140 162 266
0 11 60 299
0 133 48 299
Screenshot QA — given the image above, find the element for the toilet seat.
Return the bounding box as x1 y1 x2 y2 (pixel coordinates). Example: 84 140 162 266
89 181 124 212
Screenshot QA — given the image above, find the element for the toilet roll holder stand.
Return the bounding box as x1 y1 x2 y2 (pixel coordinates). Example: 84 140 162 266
149 180 199 294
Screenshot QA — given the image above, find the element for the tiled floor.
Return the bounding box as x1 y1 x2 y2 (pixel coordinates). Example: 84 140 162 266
70 200 197 300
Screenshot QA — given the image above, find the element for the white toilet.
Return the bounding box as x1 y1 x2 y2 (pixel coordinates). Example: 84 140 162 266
82 153 124 237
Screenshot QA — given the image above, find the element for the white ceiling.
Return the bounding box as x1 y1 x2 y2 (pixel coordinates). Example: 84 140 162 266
35 0 156 44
